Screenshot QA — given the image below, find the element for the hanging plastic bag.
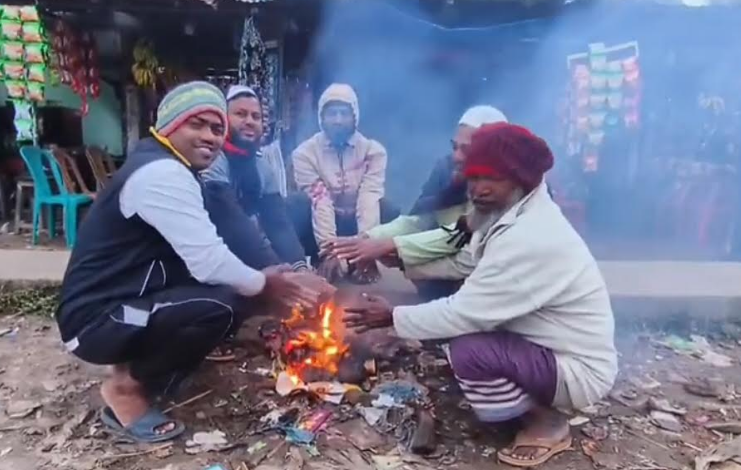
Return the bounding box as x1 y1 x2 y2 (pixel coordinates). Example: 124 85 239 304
2 61 25 80
1 20 22 41
19 6 40 23
21 22 44 43
6 80 27 99
1 6 21 21
27 63 46 83
26 82 44 102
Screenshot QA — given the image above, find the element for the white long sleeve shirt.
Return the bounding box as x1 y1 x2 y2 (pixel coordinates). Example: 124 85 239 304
119 159 266 297
393 184 617 410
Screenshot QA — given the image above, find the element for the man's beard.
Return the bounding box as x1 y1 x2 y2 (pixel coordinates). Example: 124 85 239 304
467 187 526 233
230 131 259 151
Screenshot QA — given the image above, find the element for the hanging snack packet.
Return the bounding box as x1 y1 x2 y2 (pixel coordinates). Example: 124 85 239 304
27 82 45 102
1 19 22 41
21 22 44 43
15 118 35 142
27 63 46 83
3 61 25 80
24 42 45 63
14 101 32 121
1 6 21 21
6 80 27 99
19 6 40 23
1 41 24 61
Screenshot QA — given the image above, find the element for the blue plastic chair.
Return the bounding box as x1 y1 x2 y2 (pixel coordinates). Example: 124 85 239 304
19 146 94 248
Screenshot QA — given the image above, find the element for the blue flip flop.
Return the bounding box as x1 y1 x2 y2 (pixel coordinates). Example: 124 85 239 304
100 406 185 443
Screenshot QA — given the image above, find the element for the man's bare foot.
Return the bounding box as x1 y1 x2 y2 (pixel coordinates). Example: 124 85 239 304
100 365 176 435
498 406 571 465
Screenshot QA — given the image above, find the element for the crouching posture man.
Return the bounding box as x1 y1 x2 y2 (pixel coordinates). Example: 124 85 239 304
56 82 319 443
290 83 399 282
345 123 617 467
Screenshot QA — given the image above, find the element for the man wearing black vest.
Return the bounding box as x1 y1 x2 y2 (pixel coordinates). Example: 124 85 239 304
56 82 320 443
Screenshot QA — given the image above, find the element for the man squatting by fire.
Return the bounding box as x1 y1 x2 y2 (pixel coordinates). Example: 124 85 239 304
345 123 617 467
326 105 509 301
55 82 326 443
289 83 400 283
200 85 314 360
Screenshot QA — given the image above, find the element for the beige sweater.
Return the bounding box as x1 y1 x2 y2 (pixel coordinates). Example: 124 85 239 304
292 131 387 244
393 184 617 410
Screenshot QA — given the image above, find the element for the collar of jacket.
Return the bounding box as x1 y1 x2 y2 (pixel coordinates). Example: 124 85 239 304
321 131 360 149
149 127 191 168
483 182 550 234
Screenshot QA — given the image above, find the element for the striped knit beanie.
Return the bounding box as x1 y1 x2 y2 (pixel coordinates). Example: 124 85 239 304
155 81 228 137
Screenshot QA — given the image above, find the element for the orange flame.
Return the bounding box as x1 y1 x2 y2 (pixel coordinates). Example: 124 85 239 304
282 300 348 382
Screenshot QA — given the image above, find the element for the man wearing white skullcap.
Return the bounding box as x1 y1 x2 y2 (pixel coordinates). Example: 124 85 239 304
327 105 508 299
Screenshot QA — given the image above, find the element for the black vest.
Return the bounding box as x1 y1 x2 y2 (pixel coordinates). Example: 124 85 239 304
56 138 193 341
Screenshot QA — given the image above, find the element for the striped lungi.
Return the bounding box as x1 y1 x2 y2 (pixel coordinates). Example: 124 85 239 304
446 331 558 423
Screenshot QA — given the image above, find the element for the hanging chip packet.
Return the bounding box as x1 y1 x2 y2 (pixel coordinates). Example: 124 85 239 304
13 100 35 142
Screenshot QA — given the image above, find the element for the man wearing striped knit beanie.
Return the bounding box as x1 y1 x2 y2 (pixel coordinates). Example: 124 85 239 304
55 82 323 443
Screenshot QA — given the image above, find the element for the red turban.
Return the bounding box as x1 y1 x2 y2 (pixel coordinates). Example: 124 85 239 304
463 122 554 192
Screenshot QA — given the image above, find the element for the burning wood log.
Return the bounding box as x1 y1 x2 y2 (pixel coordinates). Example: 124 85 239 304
259 295 376 385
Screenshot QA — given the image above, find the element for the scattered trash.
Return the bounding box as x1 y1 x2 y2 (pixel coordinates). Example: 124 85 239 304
185 430 229 454
702 350 734 368
252 367 273 377
581 439 600 458
337 419 385 450
695 435 741 470
648 397 687 415
0 447 11 458
705 421 741 434
659 335 699 354
650 410 683 433
359 406 387 426
582 423 610 441
0 328 18 339
372 381 428 405
569 416 591 426
153 465 177 470
409 409 436 455
685 378 724 398
247 441 268 455
204 466 228 470
629 375 662 390
6 400 41 419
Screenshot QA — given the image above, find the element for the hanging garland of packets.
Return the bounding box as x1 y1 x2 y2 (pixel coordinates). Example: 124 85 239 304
565 42 642 172
49 20 101 117
0 5 47 142
237 15 277 130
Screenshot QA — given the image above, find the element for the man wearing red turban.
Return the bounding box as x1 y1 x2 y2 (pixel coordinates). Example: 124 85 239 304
345 123 616 467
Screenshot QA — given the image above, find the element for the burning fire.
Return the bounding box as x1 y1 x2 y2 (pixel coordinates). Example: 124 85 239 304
282 301 349 382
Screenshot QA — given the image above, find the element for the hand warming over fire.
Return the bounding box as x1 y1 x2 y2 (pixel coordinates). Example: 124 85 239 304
344 294 394 333
261 266 325 310
326 237 397 265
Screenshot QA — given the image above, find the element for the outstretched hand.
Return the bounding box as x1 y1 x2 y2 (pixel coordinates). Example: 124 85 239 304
344 294 394 334
261 266 322 310
325 237 397 265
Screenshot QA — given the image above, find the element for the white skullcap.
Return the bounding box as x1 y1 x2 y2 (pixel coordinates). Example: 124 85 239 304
226 85 258 102
459 105 508 128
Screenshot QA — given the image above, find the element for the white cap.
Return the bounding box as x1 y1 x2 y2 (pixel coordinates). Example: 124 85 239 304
459 105 508 128
226 85 258 102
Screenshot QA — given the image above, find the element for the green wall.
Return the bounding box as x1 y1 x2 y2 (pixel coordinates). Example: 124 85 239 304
0 80 124 155
44 81 124 155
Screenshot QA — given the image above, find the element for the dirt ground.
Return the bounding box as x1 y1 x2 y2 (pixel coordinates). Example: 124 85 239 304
2 300 741 470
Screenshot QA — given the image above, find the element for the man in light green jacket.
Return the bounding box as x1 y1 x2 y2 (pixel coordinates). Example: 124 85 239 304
326 106 507 297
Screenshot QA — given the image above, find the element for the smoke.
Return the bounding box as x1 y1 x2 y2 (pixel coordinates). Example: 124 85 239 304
298 0 741 259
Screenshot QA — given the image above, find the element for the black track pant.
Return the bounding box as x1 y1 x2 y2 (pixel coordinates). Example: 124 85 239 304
69 283 256 396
